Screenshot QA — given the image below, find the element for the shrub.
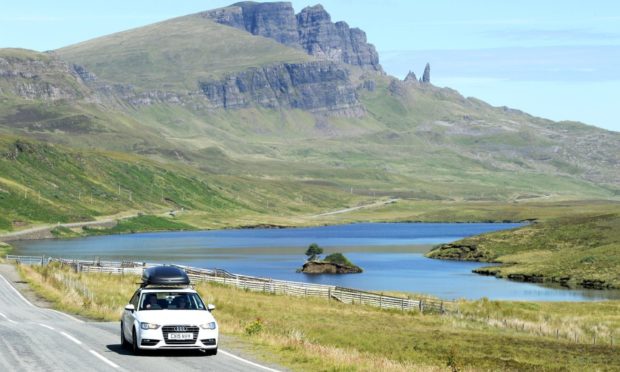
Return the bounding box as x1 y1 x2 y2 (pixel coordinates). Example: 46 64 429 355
324 253 353 266
245 318 263 336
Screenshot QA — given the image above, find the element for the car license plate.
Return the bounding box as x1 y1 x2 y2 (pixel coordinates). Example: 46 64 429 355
168 333 193 340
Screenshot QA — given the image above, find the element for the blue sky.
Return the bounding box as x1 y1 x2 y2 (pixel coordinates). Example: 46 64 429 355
1 1 618 132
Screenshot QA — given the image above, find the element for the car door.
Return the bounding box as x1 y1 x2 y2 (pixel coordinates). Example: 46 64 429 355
123 291 140 339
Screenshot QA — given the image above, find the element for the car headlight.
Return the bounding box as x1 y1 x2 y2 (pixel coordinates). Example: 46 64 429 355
200 322 217 330
140 322 161 330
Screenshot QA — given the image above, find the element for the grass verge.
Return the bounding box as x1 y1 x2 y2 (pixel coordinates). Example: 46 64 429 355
17 263 620 371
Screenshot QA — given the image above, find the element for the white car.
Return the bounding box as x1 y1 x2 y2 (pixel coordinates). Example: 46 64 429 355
121 266 218 355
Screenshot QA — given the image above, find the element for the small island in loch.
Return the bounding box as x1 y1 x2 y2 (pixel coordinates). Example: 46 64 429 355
297 244 363 274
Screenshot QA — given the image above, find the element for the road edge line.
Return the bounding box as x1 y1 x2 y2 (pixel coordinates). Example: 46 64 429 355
220 349 281 372
89 349 120 369
49 308 85 323
0 272 85 323
0 273 35 308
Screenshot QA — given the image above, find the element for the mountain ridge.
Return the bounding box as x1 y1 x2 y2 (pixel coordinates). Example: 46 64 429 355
0 2 618 223
201 1 382 71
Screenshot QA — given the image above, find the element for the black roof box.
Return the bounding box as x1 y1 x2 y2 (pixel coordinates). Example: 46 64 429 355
141 266 190 287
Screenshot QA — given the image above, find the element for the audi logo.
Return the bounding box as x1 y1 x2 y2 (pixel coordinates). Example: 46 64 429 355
173 326 187 332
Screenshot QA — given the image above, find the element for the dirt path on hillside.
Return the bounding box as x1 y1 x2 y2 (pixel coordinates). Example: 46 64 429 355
0 212 141 242
310 198 399 217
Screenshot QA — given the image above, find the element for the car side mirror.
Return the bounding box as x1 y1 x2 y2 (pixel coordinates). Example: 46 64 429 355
207 304 216 312
125 304 135 313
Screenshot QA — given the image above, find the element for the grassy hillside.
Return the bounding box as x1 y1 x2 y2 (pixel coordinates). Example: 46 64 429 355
0 134 362 233
427 213 620 289
18 264 620 371
55 14 312 90
1 4 619 235
2 44 619 203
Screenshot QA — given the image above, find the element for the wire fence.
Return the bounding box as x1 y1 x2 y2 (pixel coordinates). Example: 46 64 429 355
6 255 449 314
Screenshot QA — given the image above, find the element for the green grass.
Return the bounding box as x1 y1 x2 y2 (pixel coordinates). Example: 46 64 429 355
18 264 620 371
427 213 620 289
83 215 194 235
0 134 243 230
0 242 12 262
2 48 618 206
56 15 312 90
0 133 365 233
50 226 80 239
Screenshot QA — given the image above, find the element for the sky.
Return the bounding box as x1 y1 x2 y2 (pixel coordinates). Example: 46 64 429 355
1 1 618 132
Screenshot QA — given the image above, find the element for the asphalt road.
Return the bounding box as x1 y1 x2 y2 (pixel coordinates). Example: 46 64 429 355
0 267 281 372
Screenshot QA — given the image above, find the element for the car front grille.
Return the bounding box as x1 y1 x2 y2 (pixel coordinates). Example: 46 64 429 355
162 325 199 345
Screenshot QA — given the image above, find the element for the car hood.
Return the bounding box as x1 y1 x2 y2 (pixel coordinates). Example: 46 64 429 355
136 310 216 326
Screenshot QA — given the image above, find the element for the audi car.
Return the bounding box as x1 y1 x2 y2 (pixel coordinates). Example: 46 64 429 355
121 266 218 355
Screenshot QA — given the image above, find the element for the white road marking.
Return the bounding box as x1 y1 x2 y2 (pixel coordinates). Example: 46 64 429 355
0 273 35 307
0 311 17 324
49 308 85 323
220 349 281 372
89 350 119 369
1 272 275 371
1 273 85 324
38 323 55 330
60 331 82 345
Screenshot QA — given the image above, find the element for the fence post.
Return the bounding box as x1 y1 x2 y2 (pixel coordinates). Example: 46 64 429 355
401 298 404 311
379 295 383 309
328 288 331 302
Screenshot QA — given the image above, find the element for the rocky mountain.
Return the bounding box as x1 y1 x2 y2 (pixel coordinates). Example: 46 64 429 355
0 49 89 101
0 1 618 208
199 60 364 116
202 2 382 71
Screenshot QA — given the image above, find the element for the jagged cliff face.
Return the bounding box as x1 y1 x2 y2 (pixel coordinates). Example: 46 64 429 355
296 5 381 71
0 50 89 100
202 2 382 71
204 2 300 46
199 61 364 116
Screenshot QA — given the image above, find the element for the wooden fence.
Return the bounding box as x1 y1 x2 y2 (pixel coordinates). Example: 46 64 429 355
6 255 450 314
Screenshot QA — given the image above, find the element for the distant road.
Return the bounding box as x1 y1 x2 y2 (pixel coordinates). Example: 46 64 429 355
0 264 280 371
311 198 399 217
0 219 117 241
0 211 145 242
0 210 188 242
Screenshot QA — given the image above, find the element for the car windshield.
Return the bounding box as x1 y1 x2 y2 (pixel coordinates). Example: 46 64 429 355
140 292 205 311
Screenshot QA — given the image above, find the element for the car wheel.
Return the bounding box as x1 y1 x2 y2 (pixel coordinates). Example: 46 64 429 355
205 348 218 356
132 328 141 355
120 322 129 349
